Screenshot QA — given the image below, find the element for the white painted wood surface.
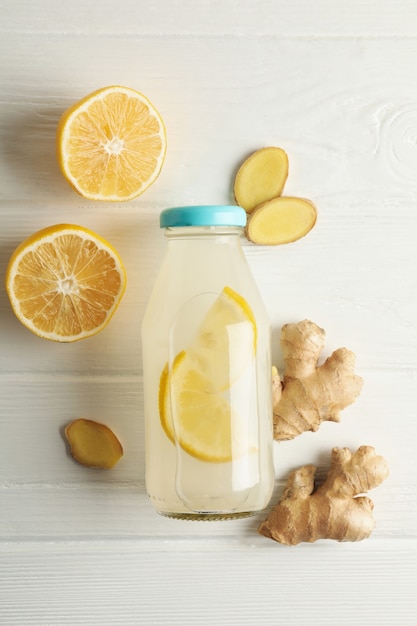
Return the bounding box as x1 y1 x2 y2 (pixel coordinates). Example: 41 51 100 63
1 1 417 624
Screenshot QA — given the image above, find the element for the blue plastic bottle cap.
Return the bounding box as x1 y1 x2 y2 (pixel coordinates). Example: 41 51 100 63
159 205 247 228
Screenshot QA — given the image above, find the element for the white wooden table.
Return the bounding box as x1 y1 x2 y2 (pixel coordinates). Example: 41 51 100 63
1 1 417 624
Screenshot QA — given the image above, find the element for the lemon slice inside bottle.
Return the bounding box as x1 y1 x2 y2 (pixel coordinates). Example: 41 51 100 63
159 286 257 462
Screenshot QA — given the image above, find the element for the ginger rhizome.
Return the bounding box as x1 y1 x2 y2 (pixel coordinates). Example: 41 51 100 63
258 446 389 545
273 320 363 441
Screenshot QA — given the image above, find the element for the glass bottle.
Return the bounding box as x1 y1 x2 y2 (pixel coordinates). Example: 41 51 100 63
142 205 274 519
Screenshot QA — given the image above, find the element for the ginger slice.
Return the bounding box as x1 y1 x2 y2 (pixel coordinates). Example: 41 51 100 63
246 196 317 245
259 446 389 545
273 320 363 440
65 418 123 468
234 147 289 213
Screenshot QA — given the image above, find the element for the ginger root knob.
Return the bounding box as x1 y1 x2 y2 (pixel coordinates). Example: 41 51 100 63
273 320 363 441
259 446 389 545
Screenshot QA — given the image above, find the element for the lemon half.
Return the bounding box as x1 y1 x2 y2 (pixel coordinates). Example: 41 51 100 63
5 224 126 342
57 85 166 201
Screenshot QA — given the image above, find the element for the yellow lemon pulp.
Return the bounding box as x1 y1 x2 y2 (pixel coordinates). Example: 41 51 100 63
159 286 257 462
5 224 126 342
57 85 166 201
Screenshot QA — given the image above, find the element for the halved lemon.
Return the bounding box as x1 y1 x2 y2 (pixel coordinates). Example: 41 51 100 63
159 286 257 462
5 224 126 342
57 85 166 201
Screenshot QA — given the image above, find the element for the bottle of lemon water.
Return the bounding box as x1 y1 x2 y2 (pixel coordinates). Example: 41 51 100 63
142 205 275 519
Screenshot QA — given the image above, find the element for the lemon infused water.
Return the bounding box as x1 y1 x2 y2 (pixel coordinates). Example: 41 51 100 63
142 206 275 519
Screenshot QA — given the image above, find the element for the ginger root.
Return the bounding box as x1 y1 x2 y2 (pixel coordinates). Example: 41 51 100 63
246 196 317 245
273 320 363 441
65 418 123 469
234 147 289 213
258 446 389 545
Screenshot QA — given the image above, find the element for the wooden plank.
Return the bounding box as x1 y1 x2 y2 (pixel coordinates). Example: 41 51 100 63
0 378 144 487
2 0 417 36
1 540 416 625
0 481 414 541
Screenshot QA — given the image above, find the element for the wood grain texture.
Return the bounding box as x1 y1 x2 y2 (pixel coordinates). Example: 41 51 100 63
1 1 417 624
2 0 417 36
1 540 416 626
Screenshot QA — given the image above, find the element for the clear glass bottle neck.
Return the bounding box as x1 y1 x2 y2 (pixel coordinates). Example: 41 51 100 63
164 226 244 239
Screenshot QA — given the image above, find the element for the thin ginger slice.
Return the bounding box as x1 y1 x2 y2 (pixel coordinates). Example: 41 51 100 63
234 147 289 213
258 446 389 545
246 196 317 245
65 418 123 468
